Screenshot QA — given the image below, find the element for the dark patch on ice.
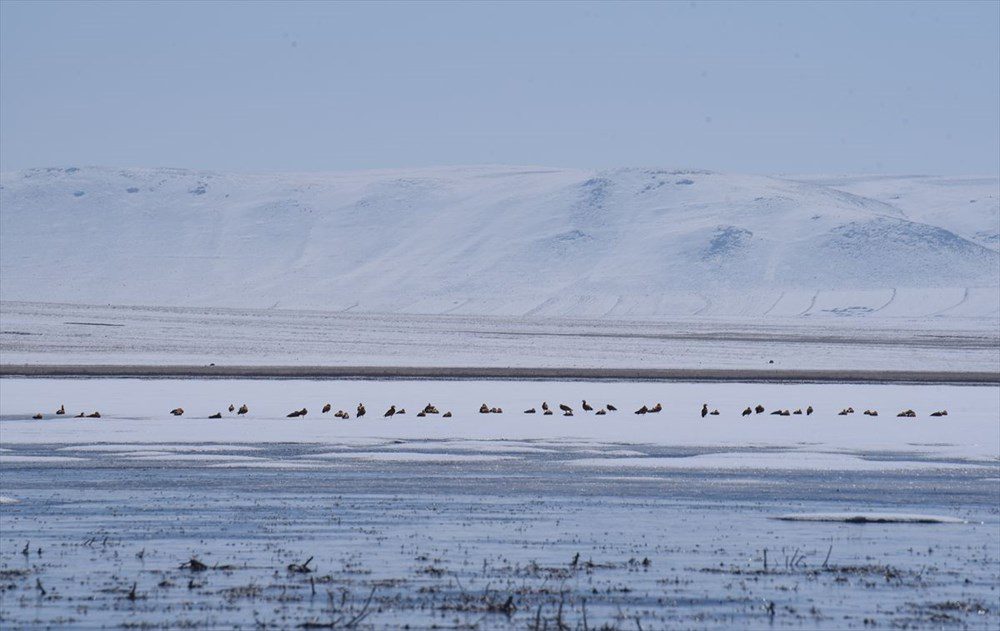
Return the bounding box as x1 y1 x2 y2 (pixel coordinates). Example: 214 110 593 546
774 512 966 524
675 178 694 185
65 167 79 174
821 306 874 316
72 191 85 197
0 330 39 336
63 321 125 327
126 187 140 194
829 218 982 253
189 183 208 195
549 229 592 244
580 177 612 209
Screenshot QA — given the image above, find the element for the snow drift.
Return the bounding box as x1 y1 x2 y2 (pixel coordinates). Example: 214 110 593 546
1 166 996 318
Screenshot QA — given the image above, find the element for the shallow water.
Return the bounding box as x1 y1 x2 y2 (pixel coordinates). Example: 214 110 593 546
1 442 997 629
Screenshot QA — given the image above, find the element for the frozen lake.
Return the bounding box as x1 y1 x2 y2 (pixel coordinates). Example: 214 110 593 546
1 378 998 628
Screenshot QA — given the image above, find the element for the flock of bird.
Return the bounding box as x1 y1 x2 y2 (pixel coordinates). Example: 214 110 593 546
29 400 948 420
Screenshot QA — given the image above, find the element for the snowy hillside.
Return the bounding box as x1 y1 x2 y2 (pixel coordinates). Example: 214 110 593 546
1 166 997 318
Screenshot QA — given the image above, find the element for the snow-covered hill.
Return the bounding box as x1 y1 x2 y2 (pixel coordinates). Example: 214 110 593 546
1 166 997 319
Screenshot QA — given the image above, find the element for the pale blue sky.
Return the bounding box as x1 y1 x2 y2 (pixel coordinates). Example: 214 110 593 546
1 0 998 174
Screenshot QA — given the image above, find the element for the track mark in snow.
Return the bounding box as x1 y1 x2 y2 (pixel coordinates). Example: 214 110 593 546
799 292 819 316
872 288 897 313
774 512 967 524
762 292 785 316
932 288 970 316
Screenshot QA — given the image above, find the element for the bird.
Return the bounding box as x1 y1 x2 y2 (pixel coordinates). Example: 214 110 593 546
208 412 222 419
238 404 249 415
443 411 452 418
299 408 307 416
897 409 916 418
559 404 572 414
595 409 607 415
709 409 720 416
228 404 236 412
423 404 439 414
635 405 648 415
170 408 184 416
322 403 332 414
541 402 550 412
838 409 849 416
287 410 302 418
74 412 85 418
742 407 752 416
606 404 618 412
55 405 65 415
417 411 426 417
32 413 42 420
86 412 101 418
384 405 396 417
543 410 553 415
524 408 536 414
771 410 784 415
582 400 593 412
806 406 813 416
480 404 490 414
701 404 708 418
754 405 764 414
357 403 366 418
397 408 406 415
793 409 802 415
930 410 948 417
649 403 662 413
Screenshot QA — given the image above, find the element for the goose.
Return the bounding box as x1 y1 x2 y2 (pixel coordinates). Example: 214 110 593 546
287 410 302 418
754 404 765 414
417 411 426 417
322 403 332 414
771 410 784 415
606 404 618 411
238 404 249 415
32 413 42 420
701 404 709 418
86 412 101 418
423 404 439 415
170 408 184 416
779 410 791 416
384 405 396 418
742 407 752 416
806 406 813 416
792 409 802 415
56 405 65 415
582 400 593 412
559 403 573 413
930 410 948 417
709 409 720 416
443 411 452 418
357 403 366 418
75 412 85 418
897 409 916 418
635 405 648 415
595 408 607 415
541 402 550 412
480 404 490 414
649 403 662 413
396 408 406 415
524 408 537 414
208 412 222 419
229 404 236 412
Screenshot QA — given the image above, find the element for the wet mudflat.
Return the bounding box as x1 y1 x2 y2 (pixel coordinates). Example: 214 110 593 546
1 442 997 630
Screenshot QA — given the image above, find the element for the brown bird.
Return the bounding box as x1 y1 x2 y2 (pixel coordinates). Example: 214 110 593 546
806 406 813 416
701 404 708 418
357 403 366 417
754 404 764 414
930 410 948 417
710 409 720 416
423 404 439 414
524 407 536 414
208 412 222 419
606 404 617 411
443 411 452 418
397 408 406 415
287 410 302 418
595 409 607 415
86 412 101 418
582 400 593 412
793 409 802 415
649 403 662 413
229 404 236 412
238 404 249 415
742 407 752 416
32 413 43 420
384 405 396 417
322 403 332 414
559 404 572 413
541 402 550 412
75 412 85 418
56 405 65 415
170 408 184 416
897 409 916 418
635 405 648 415
480 403 490 414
